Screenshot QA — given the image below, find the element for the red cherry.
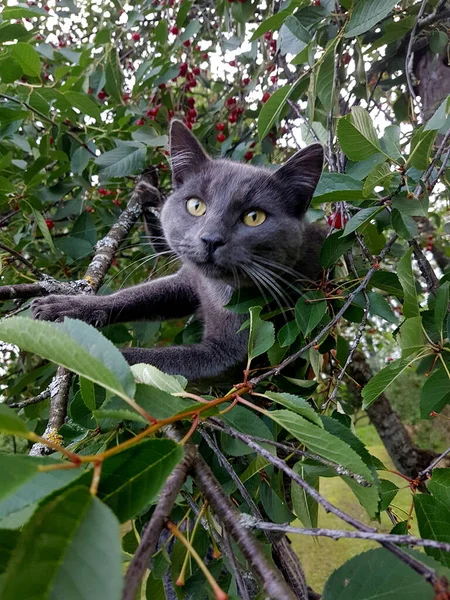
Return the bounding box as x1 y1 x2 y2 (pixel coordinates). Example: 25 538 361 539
132 32 141 41
86 206 94 213
313 0 321 5
35 35 42 40
262 92 271 103
113 199 121 206
244 151 254 161
270 75 277 83
59 41 66 48
184 121 192 129
270 39 277 51
49 136 54 145
179 62 188 76
44 5 50 10
229 60 237 67
202 53 209 60
186 96 196 107
187 108 197 119
217 133 226 142
343 52 351 65
168 110 174 119
136 118 145 125
98 89 107 100
122 92 131 101
146 107 159 117
266 64 275 72
226 97 237 108
215 122 225 131
88 87 93 94
242 77 250 85
327 212 346 229
229 113 237 123
170 26 179 34
183 40 191 48
45 219 54 230
264 31 272 41
192 67 200 76
98 188 108 196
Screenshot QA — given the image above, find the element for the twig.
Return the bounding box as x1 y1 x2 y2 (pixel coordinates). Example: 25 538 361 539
0 241 43 279
206 418 439 586
405 0 428 112
250 234 398 386
7 387 51 410
122 445 197 600
418 0 450 28
241 521 450 554
223 531 251 600
205 420 371 485
418 446 450 480
409 238 439 294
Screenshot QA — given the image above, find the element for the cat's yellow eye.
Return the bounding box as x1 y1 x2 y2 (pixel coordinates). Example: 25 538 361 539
242 209 267 227
186 198 206 217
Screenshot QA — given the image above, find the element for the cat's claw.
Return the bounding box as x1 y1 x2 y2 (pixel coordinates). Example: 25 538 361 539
31 295 108 327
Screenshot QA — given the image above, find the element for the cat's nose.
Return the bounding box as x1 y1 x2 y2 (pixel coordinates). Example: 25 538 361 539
200 233 225 255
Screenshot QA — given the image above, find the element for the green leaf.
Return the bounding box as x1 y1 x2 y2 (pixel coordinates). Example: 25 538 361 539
0 317 135 401
391 209 418 240
131 364 187 393
33 209 56 253
362 356 416 409
221 405 275 457
277 319 300 347
264 392 323 426
367 291 397 323
0 404 29 437
79 377 96 411
435 282 449 332
398 247 420 318
344 0 399 38
291 462 319 528
0 455 81 519
70 147 91 175
337 107 384 162
96 146 147 178
295 290 327 336
258 85 293 140
2 3 48 19
10 42 41 77
0 23 29 43
269 410 374 482
80 439 183 522
247 306 275 360
320 231 354 269
133 383 196 420
342 207 383 236
64 91 101 121
382 125 403 160
323 548 437 599
362 162 391 197
105 47 124 102
424 96 450 132
312 173 364 204
408 127 437 170
427 469 450 509
415 495 450 567
399 316 425 356
420 367 450 419
0 530 20 574
1 486 122 600
316 39 338 113
379 479 399 511
279 16 311 57
428 469 450 509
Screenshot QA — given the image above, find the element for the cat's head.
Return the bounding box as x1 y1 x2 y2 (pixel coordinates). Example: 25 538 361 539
160 120 323 286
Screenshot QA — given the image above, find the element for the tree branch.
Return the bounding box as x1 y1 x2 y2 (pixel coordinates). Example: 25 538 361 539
122 444 197 600
241 521 450 554
207 416 440 586
0 241 44 279
418 446 450 480
7 387 51 410
28 175 162 456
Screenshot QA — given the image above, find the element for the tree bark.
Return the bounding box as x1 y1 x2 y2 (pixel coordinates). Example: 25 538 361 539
347 351 437 477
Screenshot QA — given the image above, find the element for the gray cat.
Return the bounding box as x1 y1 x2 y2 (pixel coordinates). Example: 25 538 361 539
32 121 324 380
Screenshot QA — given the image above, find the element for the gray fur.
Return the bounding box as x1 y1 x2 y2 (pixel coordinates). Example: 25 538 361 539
32 121 324 380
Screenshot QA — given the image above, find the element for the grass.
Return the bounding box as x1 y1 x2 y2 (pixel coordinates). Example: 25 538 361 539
290 421 420 593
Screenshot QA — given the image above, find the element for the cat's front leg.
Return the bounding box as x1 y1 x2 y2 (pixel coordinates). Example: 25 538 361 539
121 331 248 380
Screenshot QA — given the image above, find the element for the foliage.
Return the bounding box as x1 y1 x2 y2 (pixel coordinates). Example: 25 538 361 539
0 0 450 599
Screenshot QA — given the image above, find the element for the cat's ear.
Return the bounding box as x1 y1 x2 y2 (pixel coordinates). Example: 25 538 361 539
169 119 210 187
274 143 324 213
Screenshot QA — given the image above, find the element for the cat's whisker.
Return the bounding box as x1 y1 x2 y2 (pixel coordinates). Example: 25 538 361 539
245 264 290 324
251 259 304 298
239 264 270 309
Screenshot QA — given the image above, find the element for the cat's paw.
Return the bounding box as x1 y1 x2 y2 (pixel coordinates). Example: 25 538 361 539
31 295 109 327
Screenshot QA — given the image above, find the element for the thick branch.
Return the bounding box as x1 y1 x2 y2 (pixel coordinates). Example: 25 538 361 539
29 175 161 456
122 445 197 600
